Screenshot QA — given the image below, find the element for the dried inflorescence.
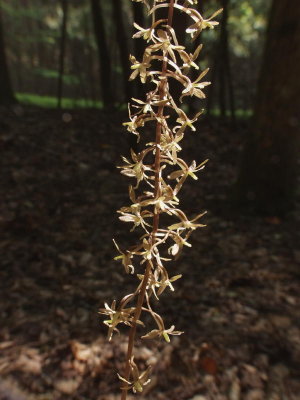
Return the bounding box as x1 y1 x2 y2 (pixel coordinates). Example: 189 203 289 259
99 0 222 397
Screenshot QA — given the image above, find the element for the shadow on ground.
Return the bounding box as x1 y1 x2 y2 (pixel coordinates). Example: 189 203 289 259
0 107 299 400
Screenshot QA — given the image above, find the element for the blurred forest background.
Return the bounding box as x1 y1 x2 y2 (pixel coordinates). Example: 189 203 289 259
1 0 299 213
0 1 300 399
2 0 269 111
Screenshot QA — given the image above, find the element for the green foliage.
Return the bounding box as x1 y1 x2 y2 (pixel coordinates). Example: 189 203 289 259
34 68 80 85
16 92 102 109
229 0 271 57
1 0 271 109
208 107 253 119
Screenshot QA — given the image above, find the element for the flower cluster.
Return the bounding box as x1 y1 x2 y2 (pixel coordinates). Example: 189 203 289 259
100 1 221 397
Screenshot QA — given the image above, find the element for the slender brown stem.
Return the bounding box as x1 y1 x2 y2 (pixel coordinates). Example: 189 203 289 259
120 2 175 399
57 0 68 109
121 261 152 400
153 0 175 222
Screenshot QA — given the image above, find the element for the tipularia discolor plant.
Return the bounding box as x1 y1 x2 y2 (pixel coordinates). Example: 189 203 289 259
99 1 222 398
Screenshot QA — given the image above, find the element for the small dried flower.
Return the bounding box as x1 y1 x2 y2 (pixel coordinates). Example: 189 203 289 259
113 239 135 274
118 358 152 393
99 301 142 341
180 67 210 100
142 311 183 342
142 324 183 342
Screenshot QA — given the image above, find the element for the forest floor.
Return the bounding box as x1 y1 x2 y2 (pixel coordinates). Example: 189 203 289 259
0 106 299 400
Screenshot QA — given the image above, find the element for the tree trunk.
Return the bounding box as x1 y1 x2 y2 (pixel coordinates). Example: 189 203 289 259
132 1 144 97
57 0 68 109
83 11 97 104
90 0 113 108
0 7 16 106
112 0 132 103
207 0 235 125
235 0 300 215
132 2 144 60
220 0 235 125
